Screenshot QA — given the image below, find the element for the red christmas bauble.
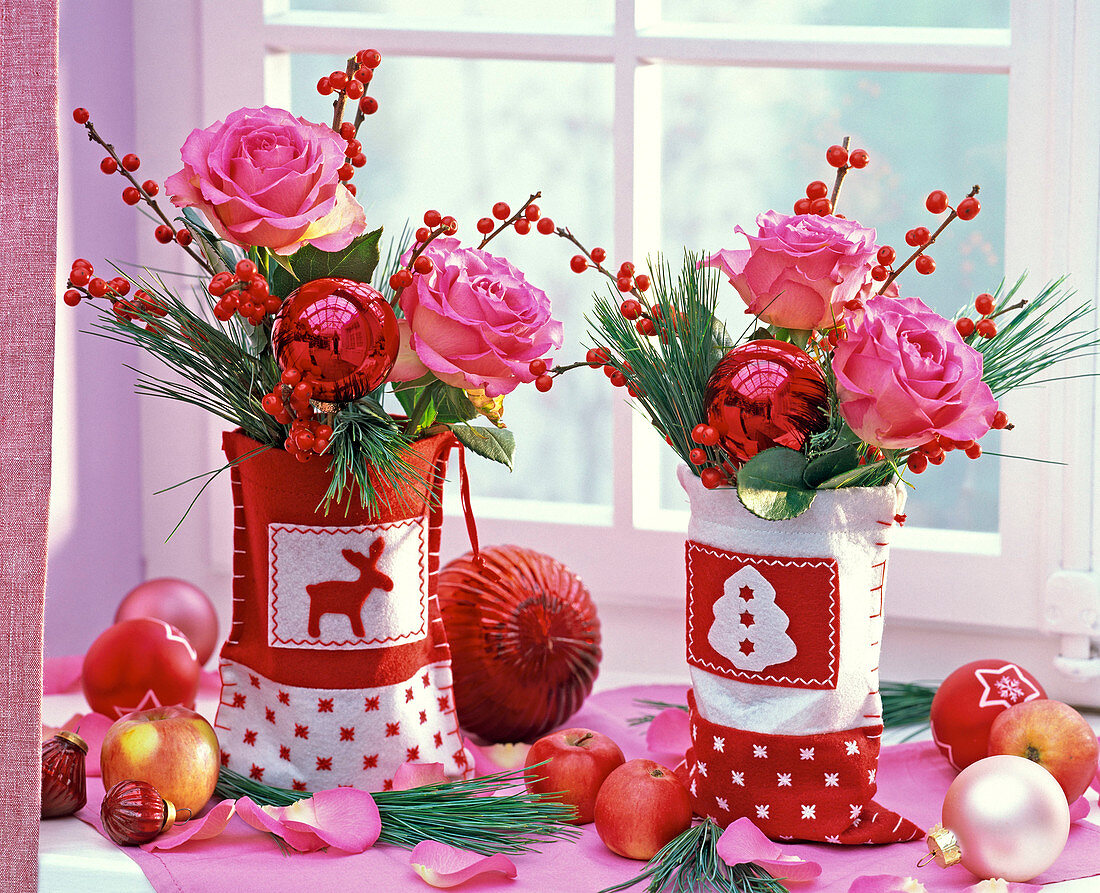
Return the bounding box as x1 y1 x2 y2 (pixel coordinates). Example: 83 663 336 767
929 659 1046 771
704 339 828 467
82 618 201 717
101 779 177 846
41 730 88 818
115 577 219 665
438 546 602 743
271 277 399 403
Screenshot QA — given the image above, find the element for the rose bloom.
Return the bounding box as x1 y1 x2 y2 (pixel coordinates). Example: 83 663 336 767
165 106 366 255
391 238 563 397
832 295 997 449
704 211 878 331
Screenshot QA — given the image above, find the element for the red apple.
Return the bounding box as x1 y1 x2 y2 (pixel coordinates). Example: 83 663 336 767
988 698 1099 803
100 705 220 816
524 728 625 824
594 758 692 860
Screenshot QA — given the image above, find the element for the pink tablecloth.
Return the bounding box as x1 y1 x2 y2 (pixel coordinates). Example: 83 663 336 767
77 684 1100 892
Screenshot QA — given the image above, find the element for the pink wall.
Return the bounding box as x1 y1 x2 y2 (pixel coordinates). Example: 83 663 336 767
47 0 145 656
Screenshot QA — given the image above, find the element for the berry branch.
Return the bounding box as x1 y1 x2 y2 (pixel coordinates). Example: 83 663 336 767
878 185 980 294
828 135 852 210
476 192 543 249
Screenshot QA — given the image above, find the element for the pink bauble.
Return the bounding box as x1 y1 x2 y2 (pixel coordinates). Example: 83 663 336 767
82 618 201 718
704 340 828 468
271 277 399 403
941 754 1069 881
115 578 219 664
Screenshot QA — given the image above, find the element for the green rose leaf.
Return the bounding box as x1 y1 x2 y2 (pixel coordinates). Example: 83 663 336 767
453 425 515 470
803 441 862 488
735 446 816 520
432 383 479 426
267 227 383 299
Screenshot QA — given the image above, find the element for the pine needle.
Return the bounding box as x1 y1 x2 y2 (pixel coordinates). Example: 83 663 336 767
214 766 579 855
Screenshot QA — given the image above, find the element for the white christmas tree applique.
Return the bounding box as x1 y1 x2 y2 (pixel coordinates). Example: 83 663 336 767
708 566 797 672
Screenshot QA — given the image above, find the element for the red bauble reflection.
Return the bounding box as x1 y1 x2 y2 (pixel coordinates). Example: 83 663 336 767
115 577 219 665
704 339 828 467
271 277 399 403
438 546 602 743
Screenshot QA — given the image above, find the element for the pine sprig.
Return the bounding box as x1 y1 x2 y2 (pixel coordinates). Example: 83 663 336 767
589 252 726 470
598 819 787 893
214 766 579 855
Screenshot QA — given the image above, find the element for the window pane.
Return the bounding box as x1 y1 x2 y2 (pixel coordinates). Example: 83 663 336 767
655 67 1008 531
289 55 614 508
286 0 612 27
660 0 1008 29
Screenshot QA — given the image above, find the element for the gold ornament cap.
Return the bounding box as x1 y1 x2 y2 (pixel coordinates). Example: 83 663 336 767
919 824 962 869
54 729 88 754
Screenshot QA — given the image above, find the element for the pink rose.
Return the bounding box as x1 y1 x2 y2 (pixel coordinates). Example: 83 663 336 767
704 211 878 330
393 238 562 397
165 106 366 255
832 295 997 449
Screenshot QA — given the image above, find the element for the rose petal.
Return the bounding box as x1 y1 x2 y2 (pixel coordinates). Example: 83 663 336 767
393 761 448 791
62 711 114 777
1092 761 1100 794
282 787 380 852
716 818 821 882
142 799 237 851
234 796 326 852
646 707 692 760
966 881 1042 893
468 742 531 777
1070 795 1091 823
848 876 928 893
409 840 518 888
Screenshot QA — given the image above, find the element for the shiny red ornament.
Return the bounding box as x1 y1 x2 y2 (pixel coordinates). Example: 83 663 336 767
115 577 220 665
271 277 399 404
704 340 828 467
81 618 201 717
101 779 179 846
929 659 1046 771
41 730 88 818
438 546 602 743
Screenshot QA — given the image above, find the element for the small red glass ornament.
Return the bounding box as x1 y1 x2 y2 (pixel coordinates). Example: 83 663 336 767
704 340 828 467
100 779 180 846
438 546 602 743
41 730 88 818
115 577 219 665
82 618 201 717
930 659 1046 771
271 277 399 404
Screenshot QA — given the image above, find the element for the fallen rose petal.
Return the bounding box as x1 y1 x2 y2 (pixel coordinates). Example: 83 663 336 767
410 840 518 888
966 880 1041 893
468 741 531 777
646 707 691 760
234 796 326 852
142 799 237 851
1070 795 1090 823
62 711 114 776
282 787 380 853
394 761 448 791
43 654 85 695
716 817 821 882
848 876 928 893
1092 762 1099 794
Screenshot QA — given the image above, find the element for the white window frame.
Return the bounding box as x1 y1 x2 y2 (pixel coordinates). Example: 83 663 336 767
130 0 1100 698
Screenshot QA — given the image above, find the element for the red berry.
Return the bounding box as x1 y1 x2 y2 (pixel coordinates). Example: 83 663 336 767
358 96 378 115
976 318 997 338
805 180 828 200
281 368 302 385
423 209 442 227
345 80 364 100
121 153 140 172
346 183 357 197
793 198 813 215
534 374 553 392
475 217 494 234
392 268 413 289
634 274 650 292
261 394 281 415
174 229 192 247
590 247 606 263
141 179 159 196
109 277 130 296
955 317 976 337
72 107 89 124
992 410 1008 429
536 217 555 235
528 358 547 376
906 452 928 474
956 196 981 220
155 225 174 243
317 77 333 95
925 190 949 214
514 218 530 235
586 347 609 368
689 448 707 465
700 467 725 490
928 451 946 465
616 276 633 292
354 67 373 85
71 258 93 271
329 71 348 90
415 226 430 242
636 318 656 337
100 156 118 174
826 145 849 167
413 255 434 275
524 204 540 221
492 202 511 220
915 255 936 275
691 424 709 444
700 426 720 447
974 293 994 316
810 197 833 216
570 255 588 273
440 216 457 234
965 443 983 459
905 226 930 247
235 259 257 278
122 186 140 205
351 153 367 168
63 289 82 306
608 370 625 387
361 49 382 69
871 265 888 281
337 163 354 181
344 138 362 158
876 246 896 265
87 277 108 297
848 149 869 168
620 300 642 320
618 262 635 277
339 122 356 140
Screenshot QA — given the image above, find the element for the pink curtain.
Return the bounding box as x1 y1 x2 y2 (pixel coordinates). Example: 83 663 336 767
0 1 59 889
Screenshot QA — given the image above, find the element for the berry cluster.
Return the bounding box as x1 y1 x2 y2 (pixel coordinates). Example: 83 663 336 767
208 259 276 325
792 142 869 216
904 413 1008 475
64 259 167 332
477 197 555 244
688 425 730 489
317 49 383 197
259 367 334 461
955 292 998 339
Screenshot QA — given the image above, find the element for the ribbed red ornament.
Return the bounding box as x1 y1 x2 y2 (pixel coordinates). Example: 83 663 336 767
41 730 88 818
100 779 178 846
438 545 601 743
